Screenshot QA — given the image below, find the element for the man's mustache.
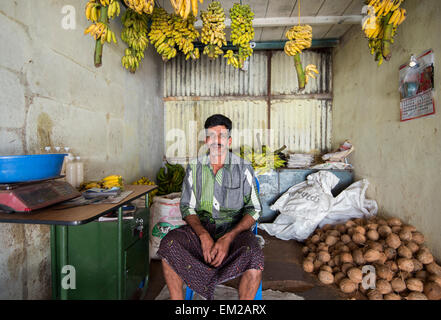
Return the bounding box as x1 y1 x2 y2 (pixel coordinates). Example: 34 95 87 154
210 143 226 148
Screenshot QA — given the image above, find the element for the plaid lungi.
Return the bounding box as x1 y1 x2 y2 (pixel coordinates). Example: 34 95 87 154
157 222 264 300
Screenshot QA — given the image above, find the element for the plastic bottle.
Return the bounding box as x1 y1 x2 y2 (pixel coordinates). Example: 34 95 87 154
75 156 84 188
60 147 71 180
66 155 77 187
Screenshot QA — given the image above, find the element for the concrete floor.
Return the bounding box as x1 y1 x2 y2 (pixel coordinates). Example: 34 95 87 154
143 230 353 300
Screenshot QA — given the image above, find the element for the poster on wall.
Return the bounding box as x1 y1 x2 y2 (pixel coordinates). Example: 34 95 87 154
399 50 435 122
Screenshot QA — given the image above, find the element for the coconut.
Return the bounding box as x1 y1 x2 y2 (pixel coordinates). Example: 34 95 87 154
322 224 333 232
428 275 441 287
367 289 383 300
313 259 323 271
334 272 346 284
378 225 392 238
307 252 316 260
339 278 357 293
415 270 427 280
352 233 366 245
406 278 424 292
336 224 346 234
317 243 329 252
377 218 387 225
384 293 401 300
333 255 341 266
320 265 333 273
397 245 413 259
391 278 406 293
376 264 394 281
364 249 381 263
412 232 425 245
385 260 398 272
341 263 355 274
345 220 356 228
347 267 363 283
387 217 402 227
397 258 414 272
426 262 441 277
384 247 397 260
333 266 341 273
310 234 321 244
318 270 334 285
401 225 417 233
377 279 393 295
327 230 340 238
328 259 336 268
354 226 366 235
424 282 441 300
347 241 359 251
303 259 314 273
406 241 420 254
399 230 412 242
366 230 379 241
340 252 353 264
368 241 383 252
341 234 351 244
325 235 338 246
391 226 402 234
377 252 388 265
406 292 428 300
307 243 317 252
412 259 423 272
347 227 355 237
386 233 401 249
352 249 365 265
354 218 366 226
366 223 379 230
318 251 331 263
302 246 310 255
417 248 434 264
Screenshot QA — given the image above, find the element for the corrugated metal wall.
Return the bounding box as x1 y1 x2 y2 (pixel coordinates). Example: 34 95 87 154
164 49 332 159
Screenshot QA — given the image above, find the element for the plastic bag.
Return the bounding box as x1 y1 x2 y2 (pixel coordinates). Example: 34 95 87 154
149 192 186 259
318 179 378 228
258 171 340 241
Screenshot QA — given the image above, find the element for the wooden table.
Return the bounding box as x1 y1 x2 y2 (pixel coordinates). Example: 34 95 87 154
0 184 157 300
0 185 157 225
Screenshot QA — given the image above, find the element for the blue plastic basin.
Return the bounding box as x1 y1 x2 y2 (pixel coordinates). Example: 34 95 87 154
0 154 67 183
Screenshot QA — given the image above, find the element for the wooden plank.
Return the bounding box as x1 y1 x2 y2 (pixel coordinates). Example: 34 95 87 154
0 185 157 225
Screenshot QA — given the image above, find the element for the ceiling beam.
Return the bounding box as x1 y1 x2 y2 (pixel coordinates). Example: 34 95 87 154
194 15 363 29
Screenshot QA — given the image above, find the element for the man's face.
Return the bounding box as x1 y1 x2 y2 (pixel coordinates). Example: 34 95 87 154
205 125 232 160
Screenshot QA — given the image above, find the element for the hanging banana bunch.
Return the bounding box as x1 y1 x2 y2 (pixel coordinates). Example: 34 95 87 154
284 25 319 90
171 13 200 60
149 7 178 61
124 0 155 15
201 1 227 60
362 0 407 66
84 0 120 67
121 8 149 73
224 3 255 69
170 0 204 20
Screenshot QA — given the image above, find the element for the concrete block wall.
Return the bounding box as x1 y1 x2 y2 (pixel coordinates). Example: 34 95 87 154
0 1 164 298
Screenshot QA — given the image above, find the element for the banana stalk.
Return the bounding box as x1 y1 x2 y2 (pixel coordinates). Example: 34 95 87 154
293 54 306 90
94 6 108 67
382 12 394 61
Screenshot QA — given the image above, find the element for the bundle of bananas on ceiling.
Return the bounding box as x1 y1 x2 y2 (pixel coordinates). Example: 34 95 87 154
237 145 287 175
156 162 185 195
362 0 407 66
121 8 149 72
124 0 154 15
171 13 200 60
170 0 204 20
284 24 319 90
201 1 227 60
224 3 255 69
84 0 120 44
149 7 178 61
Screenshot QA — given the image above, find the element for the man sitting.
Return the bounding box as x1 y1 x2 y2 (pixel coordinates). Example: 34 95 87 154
157 114 264 300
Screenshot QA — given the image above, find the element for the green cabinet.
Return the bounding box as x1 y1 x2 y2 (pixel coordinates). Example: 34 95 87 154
51 207 150 300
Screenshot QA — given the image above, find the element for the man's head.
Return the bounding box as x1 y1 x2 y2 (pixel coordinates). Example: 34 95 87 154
204 114 232 159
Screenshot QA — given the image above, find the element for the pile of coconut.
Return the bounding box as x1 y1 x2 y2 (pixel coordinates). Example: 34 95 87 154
302 216 441 300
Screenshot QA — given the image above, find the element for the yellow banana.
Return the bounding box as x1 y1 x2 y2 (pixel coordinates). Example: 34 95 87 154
397 8 407 25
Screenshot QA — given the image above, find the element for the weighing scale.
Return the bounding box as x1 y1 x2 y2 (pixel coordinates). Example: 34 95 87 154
0 177 81 213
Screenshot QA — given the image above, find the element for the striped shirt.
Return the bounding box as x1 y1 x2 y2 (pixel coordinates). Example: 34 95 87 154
180 152 262 239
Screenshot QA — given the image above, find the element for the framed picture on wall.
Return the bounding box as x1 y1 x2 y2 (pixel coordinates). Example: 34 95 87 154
399 50 435 122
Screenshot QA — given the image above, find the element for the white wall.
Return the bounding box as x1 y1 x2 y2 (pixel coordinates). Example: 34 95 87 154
333 0 441 259
0 1 164 298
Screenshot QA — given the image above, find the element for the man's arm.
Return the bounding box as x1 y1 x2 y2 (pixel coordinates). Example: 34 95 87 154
180 165 215 264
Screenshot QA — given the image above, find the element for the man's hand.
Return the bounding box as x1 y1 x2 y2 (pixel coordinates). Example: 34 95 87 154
210 234 233 267
199 232 215 264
